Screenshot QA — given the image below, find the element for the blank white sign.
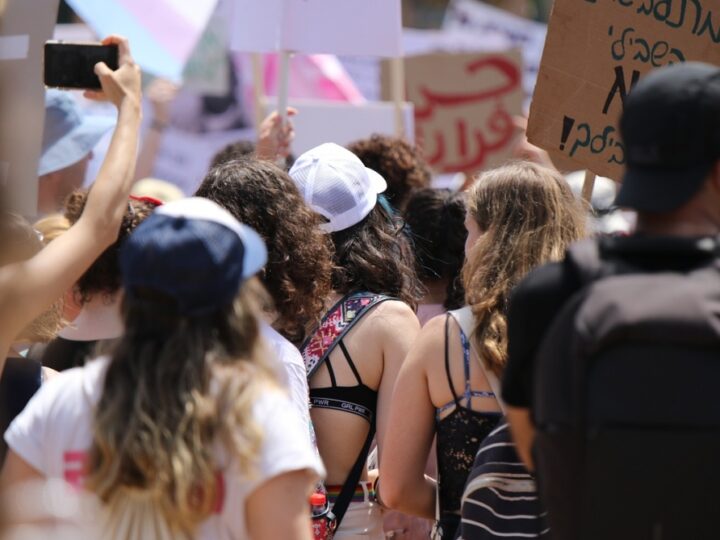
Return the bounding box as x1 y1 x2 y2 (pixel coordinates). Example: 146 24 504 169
231 0 402 57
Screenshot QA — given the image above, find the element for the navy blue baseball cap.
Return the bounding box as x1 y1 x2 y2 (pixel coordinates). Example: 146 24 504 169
120 197 267 315
616 62 720 213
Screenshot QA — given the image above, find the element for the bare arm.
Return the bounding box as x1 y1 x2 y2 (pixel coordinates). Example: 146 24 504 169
133 78 177 181
378 316 440 519
245 469 316 540
375 301 421 453
507 406 536 471
1 450 43 489
0 35 141 362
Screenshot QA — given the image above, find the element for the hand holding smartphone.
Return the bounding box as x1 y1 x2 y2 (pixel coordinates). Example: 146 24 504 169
44 41 119 90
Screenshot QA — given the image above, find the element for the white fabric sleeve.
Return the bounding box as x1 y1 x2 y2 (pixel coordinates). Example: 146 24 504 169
254 390 325 485
284 361 312 434
4 372 70 474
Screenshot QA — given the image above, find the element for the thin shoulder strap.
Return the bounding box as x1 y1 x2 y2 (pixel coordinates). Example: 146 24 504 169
449 307 506 414
444 314 461 405
338 340 363 386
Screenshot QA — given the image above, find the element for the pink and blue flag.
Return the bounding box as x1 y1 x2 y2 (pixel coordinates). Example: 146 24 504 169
65 0 218 81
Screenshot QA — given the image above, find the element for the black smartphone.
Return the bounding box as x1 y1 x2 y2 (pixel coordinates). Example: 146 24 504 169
44 41 119 90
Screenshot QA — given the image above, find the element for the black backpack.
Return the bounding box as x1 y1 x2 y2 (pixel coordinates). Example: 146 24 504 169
532 237 720 540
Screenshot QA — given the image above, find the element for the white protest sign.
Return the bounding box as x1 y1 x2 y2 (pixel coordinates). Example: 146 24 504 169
231 0 402 57
265 98 414 156
444 0 546 99
0 0 59 216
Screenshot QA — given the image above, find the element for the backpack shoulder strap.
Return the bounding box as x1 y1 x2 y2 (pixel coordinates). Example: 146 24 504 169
301 292 396 380
448 306 506 414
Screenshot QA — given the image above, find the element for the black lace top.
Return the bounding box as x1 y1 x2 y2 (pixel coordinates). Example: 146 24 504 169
435 315 502 538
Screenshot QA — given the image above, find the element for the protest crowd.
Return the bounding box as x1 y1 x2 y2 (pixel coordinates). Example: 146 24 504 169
1 0 720 538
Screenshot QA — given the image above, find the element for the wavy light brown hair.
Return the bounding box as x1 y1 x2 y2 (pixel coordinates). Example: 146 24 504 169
331 203 424 309
87 279 276 535
463 162 586 376
347 134 431 211
64 191 160 304
196 158 333 344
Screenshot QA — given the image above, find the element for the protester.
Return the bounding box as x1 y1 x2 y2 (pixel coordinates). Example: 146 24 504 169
31 191 159 372
289 143 422 539
404 188 467 326
503 62 720 540
2 197 324 539
347 135 431 212
36 90 115 216
196 157 333 426
377 162 586 539
0 34 141 372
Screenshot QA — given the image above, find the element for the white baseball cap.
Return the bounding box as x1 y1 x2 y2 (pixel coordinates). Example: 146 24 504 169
288 143 387 233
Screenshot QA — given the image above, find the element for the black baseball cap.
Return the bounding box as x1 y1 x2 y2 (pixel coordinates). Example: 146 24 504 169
616 62 720 213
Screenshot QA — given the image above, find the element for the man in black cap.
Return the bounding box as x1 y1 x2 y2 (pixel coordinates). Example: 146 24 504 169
502 61 720 539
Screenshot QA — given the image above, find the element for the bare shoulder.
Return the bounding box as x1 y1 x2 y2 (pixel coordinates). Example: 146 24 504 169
403 314 447 370
371 299 417 321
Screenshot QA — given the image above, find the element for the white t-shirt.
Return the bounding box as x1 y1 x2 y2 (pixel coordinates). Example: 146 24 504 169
5 356 324 539
260 323 311 431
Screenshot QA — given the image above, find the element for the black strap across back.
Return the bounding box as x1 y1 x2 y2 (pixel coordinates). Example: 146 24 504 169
309 340 377 424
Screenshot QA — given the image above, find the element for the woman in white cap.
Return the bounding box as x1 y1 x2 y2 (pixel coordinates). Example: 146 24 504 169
289 143 422 539
1 197 325 539
0 35 140 373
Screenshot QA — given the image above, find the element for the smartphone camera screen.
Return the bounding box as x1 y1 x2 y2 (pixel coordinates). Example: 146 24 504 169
44 42 119 90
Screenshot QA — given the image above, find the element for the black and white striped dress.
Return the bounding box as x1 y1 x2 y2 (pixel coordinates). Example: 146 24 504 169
457 421 549 539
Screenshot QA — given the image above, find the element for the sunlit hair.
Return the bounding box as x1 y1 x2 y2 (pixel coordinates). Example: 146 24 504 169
64 190 160 304
331 203 424 309
462 162 586 375
403 188 467 310
33 213 70 245
86 278 276 535
196 158 333 344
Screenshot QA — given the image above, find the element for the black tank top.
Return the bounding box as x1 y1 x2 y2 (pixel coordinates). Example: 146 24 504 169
435 315 501 539
309 340 377 424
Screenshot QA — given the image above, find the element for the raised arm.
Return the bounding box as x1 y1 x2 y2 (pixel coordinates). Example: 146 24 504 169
0 35 141 364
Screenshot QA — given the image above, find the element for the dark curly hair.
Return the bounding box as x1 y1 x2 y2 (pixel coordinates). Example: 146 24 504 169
210 140 294 171
195 158 333 344
330 202 423 310
404 188 466 310
64 191 160 304
346 134 432 211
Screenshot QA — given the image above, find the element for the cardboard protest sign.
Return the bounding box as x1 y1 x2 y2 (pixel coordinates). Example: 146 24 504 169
383 50 523 175
65 0 217 81
0 0 59 215
527 0 720 181
230 0 402 57
444 0 547 100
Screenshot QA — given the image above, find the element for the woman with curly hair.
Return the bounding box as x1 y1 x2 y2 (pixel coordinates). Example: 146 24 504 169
195 158 333 426
377 162 586 539
289 143 422 539
347 134 431 212
32 191 160 372
2 198 324 539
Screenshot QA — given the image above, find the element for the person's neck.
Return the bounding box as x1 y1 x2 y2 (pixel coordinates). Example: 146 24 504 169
635 216 720 238
420 279 448 306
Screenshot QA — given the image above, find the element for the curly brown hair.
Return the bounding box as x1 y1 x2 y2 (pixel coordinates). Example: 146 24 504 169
346 134 432 211
463 162 586 376
195 158 333 344
330 203 424 310
64 191 160 304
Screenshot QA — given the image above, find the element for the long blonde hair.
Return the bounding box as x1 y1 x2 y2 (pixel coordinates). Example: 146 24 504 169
462 162 586 376
86 278 276 535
